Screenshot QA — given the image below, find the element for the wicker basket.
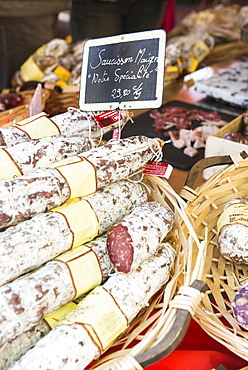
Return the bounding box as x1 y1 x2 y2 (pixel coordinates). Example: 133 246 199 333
0 105 30 128
44 84 80 116
179 152 248 362
0 88 50 128
202 41 248 66
85 174 207 369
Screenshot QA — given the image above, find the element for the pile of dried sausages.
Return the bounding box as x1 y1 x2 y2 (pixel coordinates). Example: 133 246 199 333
0 114 178 369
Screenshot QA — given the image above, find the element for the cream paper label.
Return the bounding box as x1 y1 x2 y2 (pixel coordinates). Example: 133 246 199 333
54 156 96 198
196 11 215 25
0 149 22 180
192 40 210 64
51 198 99 247
62 286 128 353
55 245 102 298
217 203 248 232
44 301 77 329
21 55 45 82
13 112 60 138
35 45 46 56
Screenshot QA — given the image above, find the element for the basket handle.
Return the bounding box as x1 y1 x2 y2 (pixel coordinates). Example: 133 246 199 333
184 151 248 190
134 279 208 368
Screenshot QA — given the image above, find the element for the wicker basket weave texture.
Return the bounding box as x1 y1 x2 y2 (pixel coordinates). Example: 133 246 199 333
44 85 79 116
180 153 248 361
86 174 207 369
0 88 50 128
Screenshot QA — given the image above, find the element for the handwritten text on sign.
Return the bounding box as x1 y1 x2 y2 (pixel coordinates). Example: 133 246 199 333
79 30 166 110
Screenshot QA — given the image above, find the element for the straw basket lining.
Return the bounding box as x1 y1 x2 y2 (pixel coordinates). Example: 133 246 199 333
181 155 248 361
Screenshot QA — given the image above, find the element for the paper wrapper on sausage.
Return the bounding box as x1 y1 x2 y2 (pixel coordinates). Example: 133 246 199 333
0 233 114 348
0 135 161 230
217 198 248 263
232 282 248 330
0 134 98 181
0 109 130 147
8 243 175 370
0 180 148 286
107 201 174 273
51 108 130 139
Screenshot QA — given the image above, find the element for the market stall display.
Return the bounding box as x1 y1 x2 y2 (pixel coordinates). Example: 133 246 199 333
0 133 99 180
2 3 245 119
0 109 130 147
1 3 248 369
166 4 248 74
0 135 160 230
111 100 234 171
0 180 148 286
0 201 174 353
0 156 207 369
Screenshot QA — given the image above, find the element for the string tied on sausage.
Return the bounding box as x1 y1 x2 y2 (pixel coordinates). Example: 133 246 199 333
67 107 78 113
147 137 163 162
124 137 164 184
114 109 122 141
115 110 134 141
67 107 98 141
86 111 96 142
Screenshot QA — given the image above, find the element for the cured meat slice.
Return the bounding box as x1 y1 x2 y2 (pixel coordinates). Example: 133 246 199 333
0 134 98 180
183 146 199 157
0 180 148 286
8 243 175 370
193 110 222 121
0 135 161 229
107 201 174 273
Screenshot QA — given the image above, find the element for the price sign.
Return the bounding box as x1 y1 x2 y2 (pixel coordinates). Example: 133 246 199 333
79 29 166 111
